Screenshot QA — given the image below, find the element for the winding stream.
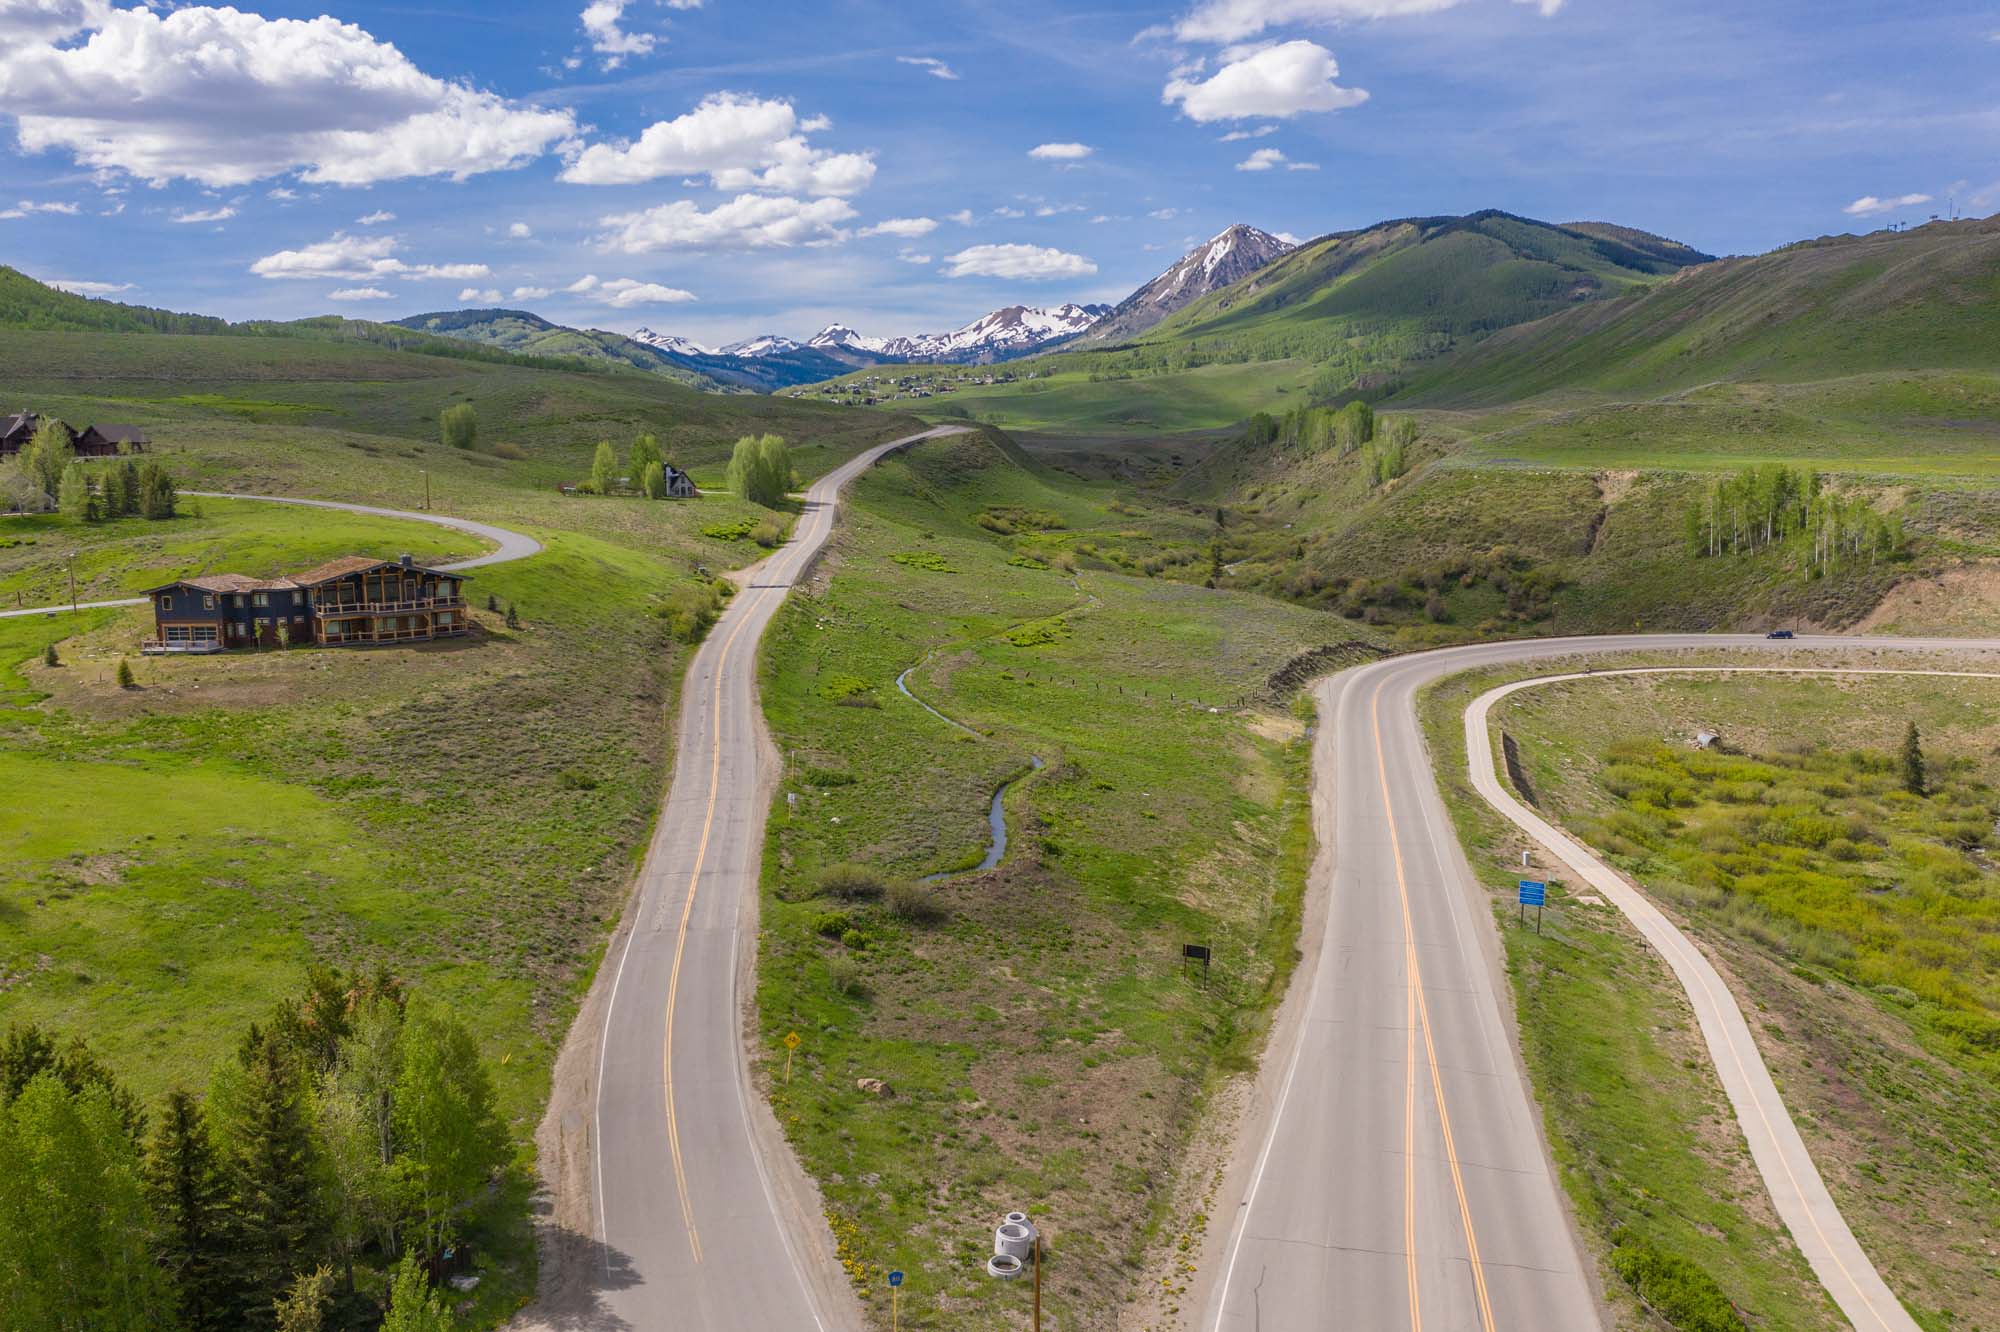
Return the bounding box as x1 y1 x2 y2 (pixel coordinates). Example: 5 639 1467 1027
896 659 1044 879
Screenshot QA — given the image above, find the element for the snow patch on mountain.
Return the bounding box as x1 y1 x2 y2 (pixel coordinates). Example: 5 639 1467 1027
631 327 716 357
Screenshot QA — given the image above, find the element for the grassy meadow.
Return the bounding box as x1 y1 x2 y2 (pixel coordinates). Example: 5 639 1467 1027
753 428 1375 1329
1424 661 2000 1332
0 325 914 1318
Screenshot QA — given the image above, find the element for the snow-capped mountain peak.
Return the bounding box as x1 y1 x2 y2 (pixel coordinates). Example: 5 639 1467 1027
807 323 887 353
630 327 717 357
1080 224 1294 343
721 334 803 358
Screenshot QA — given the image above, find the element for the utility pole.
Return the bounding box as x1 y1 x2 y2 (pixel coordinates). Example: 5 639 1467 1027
67 552 77 612
1033 1233 1042 1332
422 469 431 511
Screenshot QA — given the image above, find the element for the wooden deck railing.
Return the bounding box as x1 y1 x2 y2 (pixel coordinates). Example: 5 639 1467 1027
314 595 468 616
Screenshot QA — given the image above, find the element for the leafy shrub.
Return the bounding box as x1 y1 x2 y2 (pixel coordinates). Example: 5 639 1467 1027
1608 1230 1746 1332
839 928 867 951
661 580 728 644
885 880 948 926
703 519 758 542
826 955 865 997
815 863 885 901
439 401 477 451
752 517 784 549
818 674 874 702
891 551 954 573
491 441 528 461
811 911 852 939
1006 617 1070 648
802 767 855 788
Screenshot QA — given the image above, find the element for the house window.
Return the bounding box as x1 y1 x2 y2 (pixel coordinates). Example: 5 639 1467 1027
202 594 216 610
252 592 269 607
255 617 270 628
292 614 305 624
157 594 173 613
291 591 302 605
232 594 245 608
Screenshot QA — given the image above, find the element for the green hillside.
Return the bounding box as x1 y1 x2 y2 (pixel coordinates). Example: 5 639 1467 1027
0 264 228 335
394 307 720 390
1404 217 2000 404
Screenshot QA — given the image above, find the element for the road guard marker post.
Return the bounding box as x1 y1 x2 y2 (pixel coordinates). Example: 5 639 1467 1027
1518 879 1546 934
888 1269 903 1331
784 1029 801 1084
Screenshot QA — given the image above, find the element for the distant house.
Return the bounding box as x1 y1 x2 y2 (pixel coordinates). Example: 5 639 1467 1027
74 424 150 456
143 554 470 654
662 465 698 498
0 413 72 457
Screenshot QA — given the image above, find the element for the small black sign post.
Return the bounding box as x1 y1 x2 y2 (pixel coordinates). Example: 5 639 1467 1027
1182 943 1212 986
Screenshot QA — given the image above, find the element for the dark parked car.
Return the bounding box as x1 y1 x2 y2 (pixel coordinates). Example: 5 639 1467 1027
1766 629 1795 639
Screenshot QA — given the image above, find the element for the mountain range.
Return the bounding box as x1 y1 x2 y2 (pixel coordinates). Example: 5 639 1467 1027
1077 224 1295 345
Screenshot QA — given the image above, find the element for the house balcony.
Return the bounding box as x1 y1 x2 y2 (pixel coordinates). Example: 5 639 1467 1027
314 595 468 616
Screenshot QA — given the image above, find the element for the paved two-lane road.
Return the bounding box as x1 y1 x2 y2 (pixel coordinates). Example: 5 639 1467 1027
586 427 961 1331
1210 633 1984 1332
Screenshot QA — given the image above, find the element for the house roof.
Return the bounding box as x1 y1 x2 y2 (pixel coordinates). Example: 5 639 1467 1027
288 555 462 587
1 413 39 438
86 424 150 442
146 574 298 595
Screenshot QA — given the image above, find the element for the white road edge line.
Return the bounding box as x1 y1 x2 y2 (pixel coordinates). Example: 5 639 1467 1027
1464 664 1984 1332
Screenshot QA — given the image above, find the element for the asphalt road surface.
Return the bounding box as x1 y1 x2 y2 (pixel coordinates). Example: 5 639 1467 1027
1209 633 1992 1332
0 490 540 621
587 427 960 1332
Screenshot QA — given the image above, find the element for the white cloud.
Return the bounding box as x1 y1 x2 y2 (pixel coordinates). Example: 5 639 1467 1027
42 277 134 297
459 287 504 303
897 250 932 264
0 5 577 188
0 199 80 219
1029 142 1093 160
507 222 534 239
249 231 490 281
1843 192 1933 217
559 93 874 197
1172 0 1561 43
511 285 552 299
596 193 856 253
896 55 960 80
328 285 392 300
356 209 395 225
861 216 938 238
945 209 975 226
1237 147 1285 171
993 206 1026 218
268 187 297 200
580 0 654 67
1035 203 1084 216
1274 230 1304 245
1219 125 1277 142
564 273 697 307
1163 40 1368 121
170 204 237 223
0 0 108 43
942 243 1097 280
1149 207 1180 219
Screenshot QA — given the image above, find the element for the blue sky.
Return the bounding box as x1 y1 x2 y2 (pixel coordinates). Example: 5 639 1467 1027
0 0 1990 344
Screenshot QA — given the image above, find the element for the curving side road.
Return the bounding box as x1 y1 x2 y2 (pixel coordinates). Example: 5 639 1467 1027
1466 661 2000 1332
0 490 541 621
584 426 963 1332
1208 633 1994 1332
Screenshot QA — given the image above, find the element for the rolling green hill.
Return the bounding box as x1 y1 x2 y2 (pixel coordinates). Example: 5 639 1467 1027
1401 217 2000 404
393 307 722 390
0 264 229 335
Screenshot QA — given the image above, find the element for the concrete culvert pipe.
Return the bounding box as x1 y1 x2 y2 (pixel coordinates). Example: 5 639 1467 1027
987 1253 1024 1280
995 1222 1034 1261
1004 1211 1036 1240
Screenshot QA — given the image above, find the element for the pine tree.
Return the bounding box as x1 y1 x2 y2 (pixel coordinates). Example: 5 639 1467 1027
380 1251 454 1332
214 1027 331 1331
504 603 519 630
145 1089 234 1332
42 642 58 668
1900 722 1926 796
272 1265 335 1332
116 658 135 689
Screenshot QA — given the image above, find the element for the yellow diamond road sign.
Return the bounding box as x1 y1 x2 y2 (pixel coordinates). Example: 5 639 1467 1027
784 1030 801 1050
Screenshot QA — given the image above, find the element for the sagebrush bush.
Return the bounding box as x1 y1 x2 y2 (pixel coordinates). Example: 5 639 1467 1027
752 517 784 549
815 863 885 901
1609 1230 1746 1332
826 955 865 997
885 880 948 925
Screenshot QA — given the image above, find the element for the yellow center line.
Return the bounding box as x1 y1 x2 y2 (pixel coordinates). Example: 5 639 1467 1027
1373 683 1498 1332
659 579 779 1266
1405 927 1422 1331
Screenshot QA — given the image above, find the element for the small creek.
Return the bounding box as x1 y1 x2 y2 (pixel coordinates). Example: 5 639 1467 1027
897 661 1044 880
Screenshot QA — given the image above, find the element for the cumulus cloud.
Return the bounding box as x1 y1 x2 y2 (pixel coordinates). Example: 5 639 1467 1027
941 243 1096 280
508 222 533 238
170 205 237 223
897 55 960 80
1173 0 1561 43
1237 147 1316 170
1219 125 1277 142
249 231 491 281
511 285 551 299
357 210 395 225
897 250 932 264
459 287 504 303
0 199 80 218
945 209 975 226
565 273 698 307
327 285 392 300
1163 40 1367 121
0 5 577 187
595 194 855 253
1029 142 1093 160
580 0 654 66
861 216 938 238
559 93 874 196
1843 192 1932 216
0 0 109 43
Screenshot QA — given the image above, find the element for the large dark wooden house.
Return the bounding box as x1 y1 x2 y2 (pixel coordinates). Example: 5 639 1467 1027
1 412 150 458
143 554 470 653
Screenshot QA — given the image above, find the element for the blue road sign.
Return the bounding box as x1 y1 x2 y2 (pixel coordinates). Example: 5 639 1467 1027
1518 880 1547 906
888 1271 904 1288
